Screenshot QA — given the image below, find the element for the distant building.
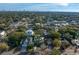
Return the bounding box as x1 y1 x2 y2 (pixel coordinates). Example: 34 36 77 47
53 20 69 26
69 20 77 25
46 20 69 27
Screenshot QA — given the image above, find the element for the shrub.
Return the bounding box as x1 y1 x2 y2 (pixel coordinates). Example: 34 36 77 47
52 48 61 55
0 43 9 52
27 44 34 50
53 39 61 48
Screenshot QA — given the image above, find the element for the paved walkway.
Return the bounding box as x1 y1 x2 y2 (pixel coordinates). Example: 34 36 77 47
1 48 20 55
61 46 79 55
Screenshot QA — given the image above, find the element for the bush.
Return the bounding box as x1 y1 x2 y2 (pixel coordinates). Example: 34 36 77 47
0 43 9 53
53 39 61 48
27 44 34 50
52 48 61 55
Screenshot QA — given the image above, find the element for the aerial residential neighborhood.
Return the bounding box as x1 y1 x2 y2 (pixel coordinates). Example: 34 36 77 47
0 3 79 55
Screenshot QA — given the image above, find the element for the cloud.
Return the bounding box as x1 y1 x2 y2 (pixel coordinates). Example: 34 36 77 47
56 3 69 6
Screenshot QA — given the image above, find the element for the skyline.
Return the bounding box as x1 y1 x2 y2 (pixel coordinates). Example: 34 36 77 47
0 3 79 12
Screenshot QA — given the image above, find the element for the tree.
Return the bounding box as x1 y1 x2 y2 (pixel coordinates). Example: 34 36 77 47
59 26 77 42
52 32 61 39
69 30 77 39
8 31 26 47
53 39 61 48
16 26 26 32
34 29 44 36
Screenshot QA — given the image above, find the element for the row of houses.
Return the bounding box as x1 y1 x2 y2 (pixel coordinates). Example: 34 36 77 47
45 20 79 27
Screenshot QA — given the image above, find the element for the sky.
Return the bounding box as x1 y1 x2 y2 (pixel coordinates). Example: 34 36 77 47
0 3 79 12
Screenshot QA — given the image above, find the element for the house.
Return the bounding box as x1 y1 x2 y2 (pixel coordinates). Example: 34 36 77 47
0 31 6 38
53 20 69 26
69 20 77 25
0 31 6 42
46 20 69 27
72 39 79 46
26 29 34 36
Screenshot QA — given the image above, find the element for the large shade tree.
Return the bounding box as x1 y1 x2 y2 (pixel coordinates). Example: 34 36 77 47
8 31 26 47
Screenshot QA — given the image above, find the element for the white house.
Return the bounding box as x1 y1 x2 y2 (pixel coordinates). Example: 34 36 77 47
26 29 34 36
72 39 79 46
0 31 6 38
